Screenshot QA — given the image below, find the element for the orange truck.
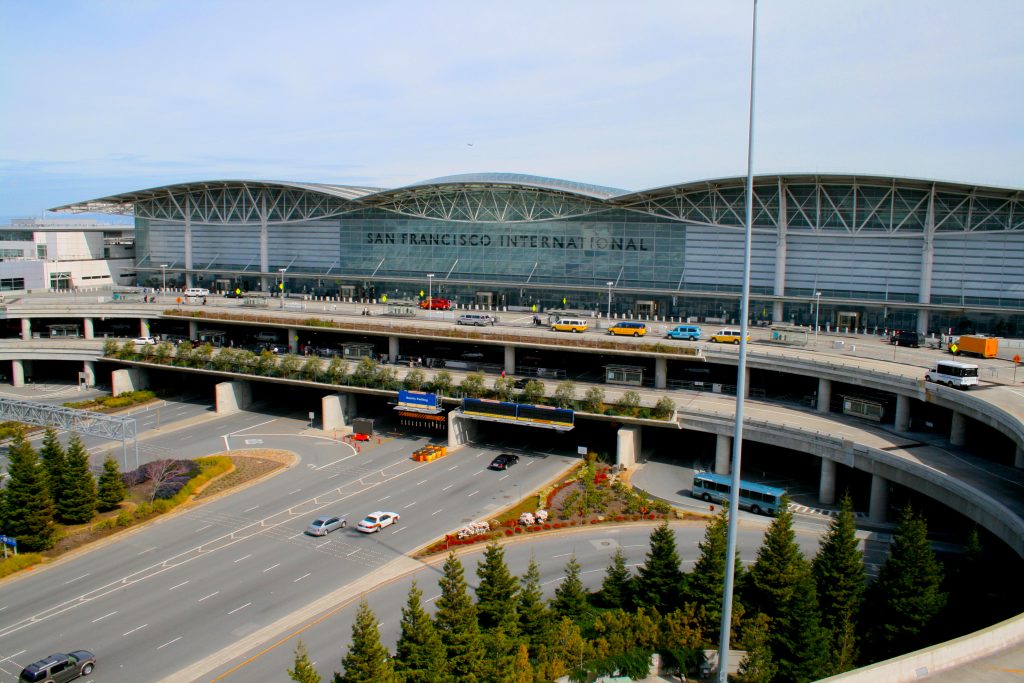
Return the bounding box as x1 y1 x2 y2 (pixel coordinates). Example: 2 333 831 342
949 335 998 358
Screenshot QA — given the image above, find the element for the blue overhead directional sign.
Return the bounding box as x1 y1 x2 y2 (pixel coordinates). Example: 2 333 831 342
0 535 16 548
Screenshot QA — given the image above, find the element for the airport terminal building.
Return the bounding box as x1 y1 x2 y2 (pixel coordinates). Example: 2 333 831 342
55 172 1024 335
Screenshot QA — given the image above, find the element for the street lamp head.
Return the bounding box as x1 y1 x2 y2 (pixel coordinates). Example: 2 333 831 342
815 291 822 297
160 264 168 268
607 281 614 287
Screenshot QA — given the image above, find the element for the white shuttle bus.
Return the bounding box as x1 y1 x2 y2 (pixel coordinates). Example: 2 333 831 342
925 360 979 390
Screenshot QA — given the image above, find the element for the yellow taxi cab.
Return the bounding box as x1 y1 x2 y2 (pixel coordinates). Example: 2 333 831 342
608 321 647 337
709 328 751 344
550 317 589 333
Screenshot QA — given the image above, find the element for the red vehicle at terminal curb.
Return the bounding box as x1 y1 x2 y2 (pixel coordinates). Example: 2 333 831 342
419 297 452 310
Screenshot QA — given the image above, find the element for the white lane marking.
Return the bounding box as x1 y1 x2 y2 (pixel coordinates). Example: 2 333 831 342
553 552 571 558
157 636 183 650
328 473 340 479
227 602 251 615
289 532 303 539
123 623 148 636
473 470 484 476
499 474 509 480
378 495 391 502
243 505 259 513
233 554 252 563
442 484 454 491
288 488 302 495
316 540 331 548
168 580 190 591
425 593 440 603
195 524 213 532
314 451 358 470
467 490 479 497
416 479 428 486
64 573 89 585
294 573 311 583
432 509 443 516
347 548 361 557
137 547 157 555
403 501 416 509
229 417 276 435
263 563 281 573
198 592 219 602
447 465 459 471
392 526 406 534
91 611 117 623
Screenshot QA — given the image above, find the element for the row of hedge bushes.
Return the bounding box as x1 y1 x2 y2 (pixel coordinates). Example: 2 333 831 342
64 390 156 411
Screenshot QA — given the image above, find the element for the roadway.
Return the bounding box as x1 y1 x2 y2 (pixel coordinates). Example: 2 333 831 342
0 407 578 683
205 520 827 681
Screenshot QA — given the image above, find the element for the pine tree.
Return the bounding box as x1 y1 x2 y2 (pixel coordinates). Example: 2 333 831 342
434 552 485 682
1 433 57 551
745 498 829 682
861 506 946 663
288 641 321 683
393 582 447 683
598 547 634 610
811 494 865 675
518 555 554 654
685 507 742 643
943 528 989 637
475 541 519 635
56 434 97 524
512 642 534 683
735 613 776 683
96 456 126 511
39 428 66 500
551 555 590 622
634 522 684 612
334 600 397 683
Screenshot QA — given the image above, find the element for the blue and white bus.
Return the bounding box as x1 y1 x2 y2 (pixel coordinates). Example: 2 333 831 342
691 472 786 516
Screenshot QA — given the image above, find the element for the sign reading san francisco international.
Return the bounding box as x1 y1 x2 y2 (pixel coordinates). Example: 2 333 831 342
366 232 649 251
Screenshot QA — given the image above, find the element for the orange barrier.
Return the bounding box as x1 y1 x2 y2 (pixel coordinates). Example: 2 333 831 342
412 444 448 462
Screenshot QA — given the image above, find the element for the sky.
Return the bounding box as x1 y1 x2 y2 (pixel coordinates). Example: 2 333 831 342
1 1 1022 220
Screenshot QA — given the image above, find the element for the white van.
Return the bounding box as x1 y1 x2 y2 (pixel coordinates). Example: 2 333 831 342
925 360 979 389
457 313 495 326
184 287 210 297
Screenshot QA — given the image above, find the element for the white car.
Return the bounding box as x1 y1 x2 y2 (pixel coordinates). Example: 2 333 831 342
356 511 400 533
133 336 157 345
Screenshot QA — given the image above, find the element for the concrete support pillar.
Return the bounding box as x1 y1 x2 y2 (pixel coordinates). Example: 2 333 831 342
1015 444 1024 469
654 357 667 390
288 328 299 355
188 320 199 340
772 301 784 324
917 310 929 337
504 345 515 375
715 434 732 474
869 473 889 524
21 318 31 341
11 359 24 387
894 394 911 433
388 336 399 362
83 317 94 339
615 425 642 469
950 411 967 446
111 367 149 395
184 194 194 288
322 393 356 432
818 457 837 505
215 380 253 415
743 366 751 398
140 318 151 337
448 412 479 452
82 361 95 387
817 377 831 413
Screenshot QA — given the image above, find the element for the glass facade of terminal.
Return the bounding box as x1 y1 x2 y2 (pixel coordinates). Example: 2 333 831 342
57 174 1024 335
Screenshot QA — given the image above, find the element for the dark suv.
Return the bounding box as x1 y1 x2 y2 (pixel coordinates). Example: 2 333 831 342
890 330 923 348
19 651 95 682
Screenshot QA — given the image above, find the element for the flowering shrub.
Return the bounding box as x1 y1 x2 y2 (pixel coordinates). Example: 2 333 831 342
505 529 514 536
542 524 551 530
515 527 523 534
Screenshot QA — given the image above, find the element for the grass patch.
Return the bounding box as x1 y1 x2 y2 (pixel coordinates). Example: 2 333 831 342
0 553 43 578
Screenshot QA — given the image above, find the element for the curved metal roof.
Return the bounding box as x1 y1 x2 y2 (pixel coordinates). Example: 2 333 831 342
366 172 629 201
50 179 383 214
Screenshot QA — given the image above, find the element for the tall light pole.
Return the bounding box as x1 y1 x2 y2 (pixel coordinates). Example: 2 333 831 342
606 281 613 319
717 2 758 681
160 264 168 302
279 268 287 308
814 291 822 337
427 273 434 309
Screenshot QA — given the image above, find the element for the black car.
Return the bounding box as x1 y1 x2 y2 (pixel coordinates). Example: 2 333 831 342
489 453 520 470
19 650 95 682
